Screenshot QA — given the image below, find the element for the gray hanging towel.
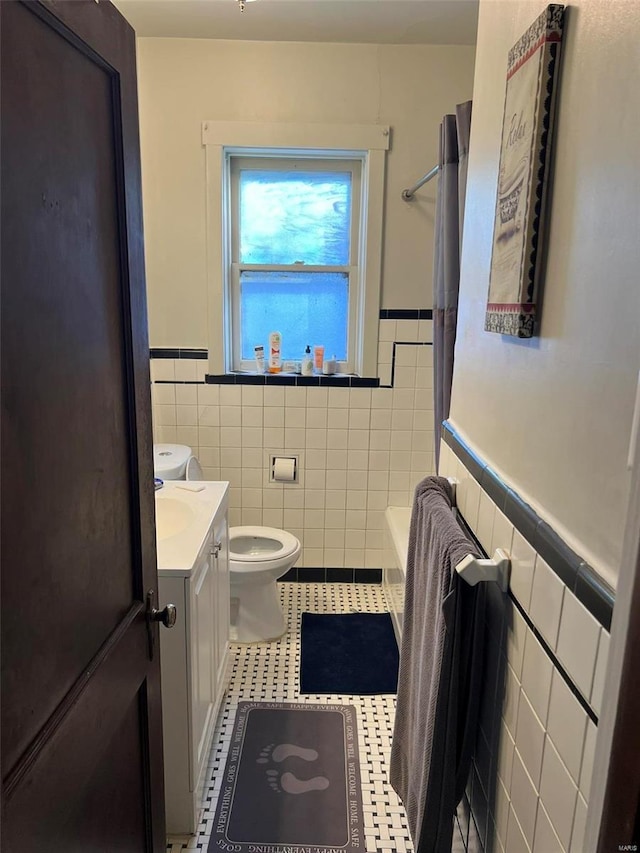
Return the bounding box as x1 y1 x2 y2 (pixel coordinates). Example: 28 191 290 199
390 476 486 853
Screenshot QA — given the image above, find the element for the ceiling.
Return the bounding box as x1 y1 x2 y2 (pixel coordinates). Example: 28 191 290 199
112 0 479 46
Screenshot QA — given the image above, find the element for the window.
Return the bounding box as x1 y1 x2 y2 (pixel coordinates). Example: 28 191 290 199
203 122 389 376
230 156 361 372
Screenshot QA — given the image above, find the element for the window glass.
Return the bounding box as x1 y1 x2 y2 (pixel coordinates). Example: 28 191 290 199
239 169 352 266
240 270 348 361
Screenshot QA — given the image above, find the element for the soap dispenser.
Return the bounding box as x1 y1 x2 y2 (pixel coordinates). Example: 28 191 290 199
301 345 313 376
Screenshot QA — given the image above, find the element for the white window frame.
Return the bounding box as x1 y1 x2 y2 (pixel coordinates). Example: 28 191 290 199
203 121 390 377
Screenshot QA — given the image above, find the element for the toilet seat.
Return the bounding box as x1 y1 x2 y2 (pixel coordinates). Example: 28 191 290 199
229 526 299 563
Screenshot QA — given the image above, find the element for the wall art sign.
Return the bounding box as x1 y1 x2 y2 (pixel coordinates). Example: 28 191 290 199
485 4 565 338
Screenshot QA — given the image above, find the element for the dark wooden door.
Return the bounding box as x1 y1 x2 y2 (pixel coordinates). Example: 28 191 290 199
1 2 166 850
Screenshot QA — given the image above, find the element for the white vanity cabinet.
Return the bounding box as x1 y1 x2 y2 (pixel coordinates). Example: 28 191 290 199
156 482 230 836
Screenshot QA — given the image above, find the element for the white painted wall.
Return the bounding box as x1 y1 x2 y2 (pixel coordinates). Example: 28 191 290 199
136 38 476 347
449 0 640 588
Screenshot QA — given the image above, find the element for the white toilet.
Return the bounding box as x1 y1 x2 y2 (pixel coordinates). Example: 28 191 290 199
153 443 204 481
229 526 301 643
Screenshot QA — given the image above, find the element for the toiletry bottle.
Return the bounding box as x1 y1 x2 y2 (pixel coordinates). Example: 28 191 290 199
322 355 337 375
302 345 313 376
254 345 265 373
313 344 324 374
268 331 282 373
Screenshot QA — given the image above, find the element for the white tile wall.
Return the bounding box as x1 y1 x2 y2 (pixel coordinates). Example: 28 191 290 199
580 720 597 800
514 692 545 789
520 630 553 727
569 794 588 853
509 530 536 613
506 808 530 853
477 489 497 554
533 803 563 853
502 664 521 740
494 777 511 848
529 556 565 652
510 749 538 848
438 442 610 853
506 606 527 681
496 723 515 792
546 670 587 784
556 589 601 701
591 629 609 716
151 320 435 568
539 737 578 849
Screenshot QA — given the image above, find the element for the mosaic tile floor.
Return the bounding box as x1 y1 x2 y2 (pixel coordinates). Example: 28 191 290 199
166 582 414 853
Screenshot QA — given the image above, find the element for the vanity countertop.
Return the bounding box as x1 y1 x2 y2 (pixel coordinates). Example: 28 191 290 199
155 481 229 577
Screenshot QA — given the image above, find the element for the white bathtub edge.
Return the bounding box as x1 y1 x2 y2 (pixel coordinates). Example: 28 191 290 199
385 506 411 578
383 506 411 645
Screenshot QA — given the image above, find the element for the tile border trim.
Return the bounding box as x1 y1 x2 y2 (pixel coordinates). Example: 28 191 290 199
442 420 614 631
150 347 208 359
155 379 205 385
379 308 433 320
279 568 383 584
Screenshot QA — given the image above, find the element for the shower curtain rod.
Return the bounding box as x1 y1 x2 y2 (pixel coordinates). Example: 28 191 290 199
401 164 439 201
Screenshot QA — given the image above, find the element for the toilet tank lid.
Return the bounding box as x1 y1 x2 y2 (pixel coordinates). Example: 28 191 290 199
153 443 192 474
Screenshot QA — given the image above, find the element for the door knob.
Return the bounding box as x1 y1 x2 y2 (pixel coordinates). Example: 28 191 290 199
145 590 177 659
150 602 177 628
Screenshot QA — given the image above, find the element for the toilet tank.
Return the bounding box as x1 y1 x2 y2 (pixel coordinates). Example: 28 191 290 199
153 444 192 480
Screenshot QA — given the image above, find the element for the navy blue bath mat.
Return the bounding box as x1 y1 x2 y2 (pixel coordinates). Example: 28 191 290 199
300 612 399 695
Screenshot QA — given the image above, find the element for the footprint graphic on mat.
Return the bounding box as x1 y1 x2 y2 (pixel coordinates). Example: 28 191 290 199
256 743 329 794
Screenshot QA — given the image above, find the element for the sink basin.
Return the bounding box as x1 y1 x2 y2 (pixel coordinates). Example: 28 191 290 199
155 497 196 541
155 482 229 576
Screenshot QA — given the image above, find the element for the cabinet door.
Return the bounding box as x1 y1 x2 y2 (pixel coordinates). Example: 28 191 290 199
159 577 193 832
189 543 215 787
213 517 230 690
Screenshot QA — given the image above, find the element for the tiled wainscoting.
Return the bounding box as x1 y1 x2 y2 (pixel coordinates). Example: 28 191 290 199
439 425 614 853
151 316 435 570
